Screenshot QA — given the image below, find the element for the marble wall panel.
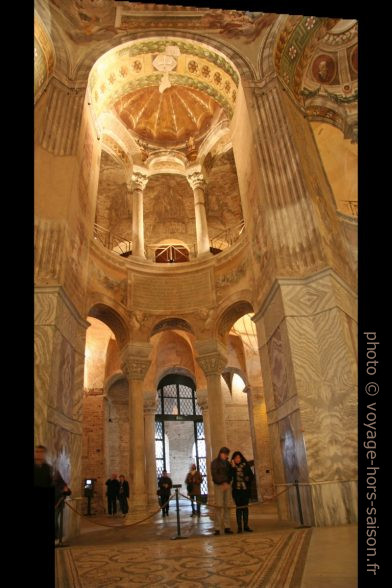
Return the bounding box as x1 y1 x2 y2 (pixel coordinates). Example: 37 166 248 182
267 326 290 407
257 344 276 412
34 325 55 444
310 481 358 526
267 422 290 520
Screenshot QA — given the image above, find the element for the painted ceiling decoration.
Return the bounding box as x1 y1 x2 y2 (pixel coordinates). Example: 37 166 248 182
89 38 239 150
46 1 277 46
114 85 223 145
275 16 357 140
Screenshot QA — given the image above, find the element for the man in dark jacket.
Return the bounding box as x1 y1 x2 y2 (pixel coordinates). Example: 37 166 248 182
210 447 233 535
105 473 120 515
118 475 130 515
34 445 53 487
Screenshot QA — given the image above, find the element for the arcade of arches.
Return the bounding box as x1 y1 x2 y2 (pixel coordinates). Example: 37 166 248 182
34 0 358 554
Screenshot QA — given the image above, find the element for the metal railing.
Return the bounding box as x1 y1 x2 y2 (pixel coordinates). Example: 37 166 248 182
93 223 132 256
93 220 245 261
210 219 245 251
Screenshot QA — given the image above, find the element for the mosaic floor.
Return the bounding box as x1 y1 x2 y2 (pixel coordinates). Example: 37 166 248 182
56 502 312 587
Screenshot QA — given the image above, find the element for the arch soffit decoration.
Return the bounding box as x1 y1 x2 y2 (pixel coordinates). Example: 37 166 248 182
268 15 357 139
150 317 194 338
87 302 129 349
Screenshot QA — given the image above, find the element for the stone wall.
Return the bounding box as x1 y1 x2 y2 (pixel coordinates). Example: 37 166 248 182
82 389 105 512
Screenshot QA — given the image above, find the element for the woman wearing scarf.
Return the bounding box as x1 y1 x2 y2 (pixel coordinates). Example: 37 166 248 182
230 451 254 533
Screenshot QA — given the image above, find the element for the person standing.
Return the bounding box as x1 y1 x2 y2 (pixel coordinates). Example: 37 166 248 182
118 475 129 516
231 451 254 533
105 473 120 516
210 447 233 535
185 464 203 517
157 470 172 516
34 445 53 487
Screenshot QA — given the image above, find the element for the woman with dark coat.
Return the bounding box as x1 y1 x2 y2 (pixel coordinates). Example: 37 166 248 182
185 464 203 517
158 470 173 516
230 451 254 533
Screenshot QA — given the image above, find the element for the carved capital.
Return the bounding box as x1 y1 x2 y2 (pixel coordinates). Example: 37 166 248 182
197 352 227 376
122 358 151 380
129 171 149 191
121 343 152 381
187 171 205 191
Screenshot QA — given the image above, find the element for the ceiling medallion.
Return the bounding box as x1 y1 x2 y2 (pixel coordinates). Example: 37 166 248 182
152 45 181 93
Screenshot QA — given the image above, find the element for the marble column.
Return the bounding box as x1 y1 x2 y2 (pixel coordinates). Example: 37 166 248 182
127 167 148 259
244 385 274 501
121 344 151 509
253 269 358 527
35 286 89 539
144 398 158 505
197 391 214 501
187 169 211 256
196 341 228 457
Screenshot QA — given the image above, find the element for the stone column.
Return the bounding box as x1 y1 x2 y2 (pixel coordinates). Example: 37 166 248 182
197 391 214 501
187 168 211 256
121 344 151 509
244 385 274 501
127 167 148 259
196 341 228 457
144 397 158 505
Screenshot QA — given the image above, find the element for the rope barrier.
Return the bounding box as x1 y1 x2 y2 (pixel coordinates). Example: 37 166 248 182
274 479 357 487
179 492 266 510
64 494 175 529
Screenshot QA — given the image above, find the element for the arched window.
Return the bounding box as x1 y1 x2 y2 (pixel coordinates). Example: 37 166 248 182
155 374 207 493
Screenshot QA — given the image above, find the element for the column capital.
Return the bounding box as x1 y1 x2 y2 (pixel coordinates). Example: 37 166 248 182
128 166 149 191
187 170 205 191
121 343 152 381
195 341 227 376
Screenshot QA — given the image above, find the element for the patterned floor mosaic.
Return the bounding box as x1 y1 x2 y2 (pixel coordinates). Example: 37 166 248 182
56 528 312 587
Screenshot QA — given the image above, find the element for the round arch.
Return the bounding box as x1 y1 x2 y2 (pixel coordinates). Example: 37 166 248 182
87 302 129 349
150 317 194 338
216 300 254 339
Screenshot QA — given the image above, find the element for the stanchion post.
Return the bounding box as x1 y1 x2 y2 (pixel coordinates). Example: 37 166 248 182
171 484 188 540
294 480 311 529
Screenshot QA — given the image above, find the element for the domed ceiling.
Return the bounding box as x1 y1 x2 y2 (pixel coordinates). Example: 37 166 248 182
88 39 239 150
114 85 223 145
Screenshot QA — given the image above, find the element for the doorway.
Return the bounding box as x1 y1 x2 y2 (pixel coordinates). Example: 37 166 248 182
155 374 208 496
